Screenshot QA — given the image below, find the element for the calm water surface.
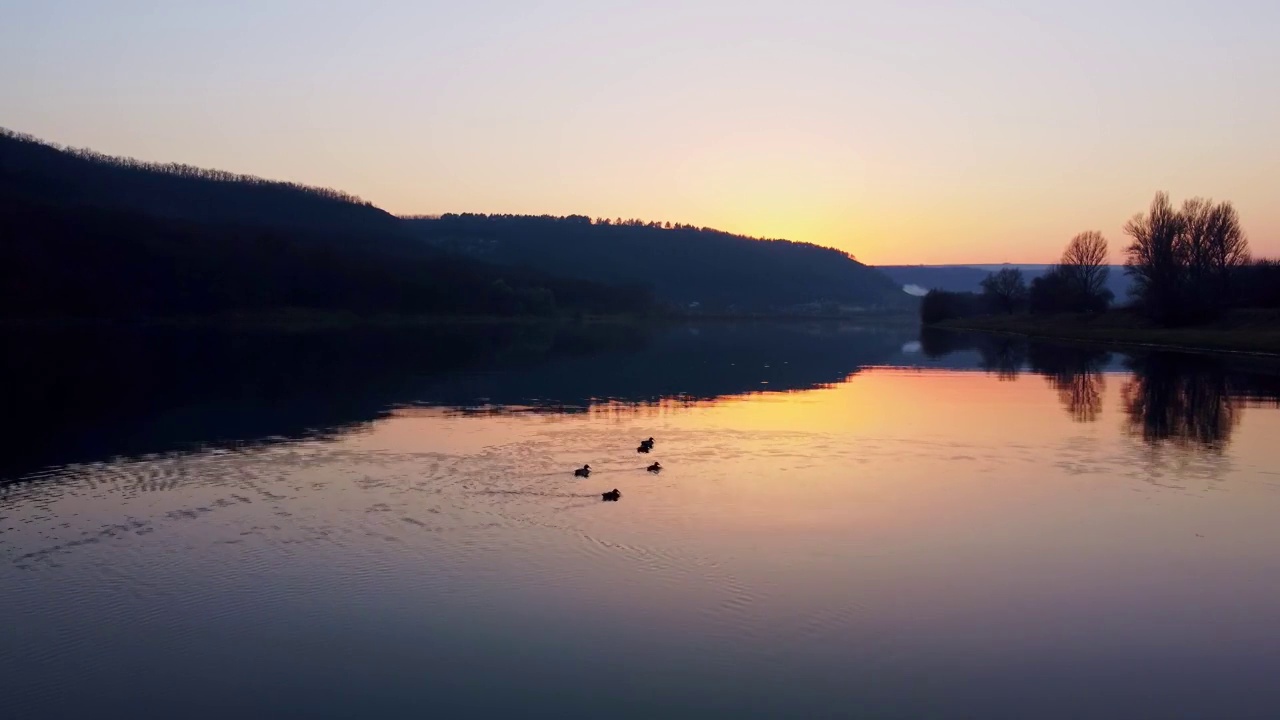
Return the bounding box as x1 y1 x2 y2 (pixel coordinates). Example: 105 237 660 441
3 324 1280 719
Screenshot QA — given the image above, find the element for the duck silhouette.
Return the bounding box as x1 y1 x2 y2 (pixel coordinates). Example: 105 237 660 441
574 464 591 478
639 437 655 450
647 462 662 473
601 489 621 501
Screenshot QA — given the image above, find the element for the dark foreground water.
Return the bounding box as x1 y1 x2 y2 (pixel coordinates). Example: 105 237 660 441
3 323 1280 719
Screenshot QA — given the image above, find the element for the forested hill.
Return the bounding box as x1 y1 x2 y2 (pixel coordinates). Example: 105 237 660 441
402 214 907 311
0 129 651 319
0 128 396 237
1 127 907 316
1 198 658 319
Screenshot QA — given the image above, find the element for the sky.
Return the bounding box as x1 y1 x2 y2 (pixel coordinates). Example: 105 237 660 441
2 0 1278 264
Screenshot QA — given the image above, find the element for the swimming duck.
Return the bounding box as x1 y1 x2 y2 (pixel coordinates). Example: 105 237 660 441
574 464 591 478
639 437 655 450
647 462 662 473
601 489 621 501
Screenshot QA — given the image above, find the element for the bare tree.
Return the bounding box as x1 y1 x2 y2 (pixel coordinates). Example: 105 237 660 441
1180 197 1215 286
980 267 1028 314
1126 192 1251 322
1206 201 1250 274
1059 231 1110 301
1181 197 1249 312
1124 192 1187 322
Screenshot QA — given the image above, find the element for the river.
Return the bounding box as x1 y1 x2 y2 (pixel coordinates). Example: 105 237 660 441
2 323 1279 719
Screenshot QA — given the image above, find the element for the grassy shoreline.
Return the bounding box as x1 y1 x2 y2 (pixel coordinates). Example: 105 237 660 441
937 310 1280 357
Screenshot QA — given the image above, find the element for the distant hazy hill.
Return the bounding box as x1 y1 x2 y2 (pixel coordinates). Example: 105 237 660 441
878 264 1133 301
403 214 908 312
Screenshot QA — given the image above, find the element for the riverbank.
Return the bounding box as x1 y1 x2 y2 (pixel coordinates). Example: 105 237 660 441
938 309 1280 356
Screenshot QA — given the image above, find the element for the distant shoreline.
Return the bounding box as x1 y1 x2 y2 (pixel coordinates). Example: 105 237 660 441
937 310 1280 358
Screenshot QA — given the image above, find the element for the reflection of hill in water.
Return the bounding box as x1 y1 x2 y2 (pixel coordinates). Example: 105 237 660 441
413 324 911 410
1 322 913 481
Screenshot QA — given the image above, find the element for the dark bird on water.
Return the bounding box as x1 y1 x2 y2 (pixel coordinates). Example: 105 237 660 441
601 489 621 501
647 462 662 473
574 464 591 478
639 437 655 450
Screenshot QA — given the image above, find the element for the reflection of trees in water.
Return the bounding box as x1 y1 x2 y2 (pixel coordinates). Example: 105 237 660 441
1057 371 1104 422
918 327 1027 381
1121 354 1239 450
919 328 1280 460
977 337 1026 381
1028 345 1111 422
918 327 970 359
921 328 1280 451
917 329 1280 441
1232 371 1280 410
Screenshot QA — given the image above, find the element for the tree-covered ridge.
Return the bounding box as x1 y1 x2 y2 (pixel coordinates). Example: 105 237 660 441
0 197 654 320
403 213 905 311
0 129 653 320
0 127 395 235
407 212 863 260
1 126 907 317
0 127 650 319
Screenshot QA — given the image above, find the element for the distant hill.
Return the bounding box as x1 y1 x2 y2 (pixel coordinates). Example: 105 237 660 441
403 214 909 312
2 127 910 317
878 264 1133 301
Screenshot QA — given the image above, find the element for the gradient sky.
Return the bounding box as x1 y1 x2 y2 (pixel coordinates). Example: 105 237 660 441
3 0 1277 264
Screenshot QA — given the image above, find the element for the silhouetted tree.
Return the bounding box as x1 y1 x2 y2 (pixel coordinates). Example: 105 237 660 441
1124 192 1251 324
1059 231 1112 309
1233 259 1280 309
1125 192 1187 323
1179 197 1250 315
1028 269 1069 314
1028 232 1113 315
980 268 1028 314
920 289 983 324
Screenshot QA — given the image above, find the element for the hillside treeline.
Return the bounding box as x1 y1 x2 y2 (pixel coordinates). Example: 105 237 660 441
403 214 907 312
